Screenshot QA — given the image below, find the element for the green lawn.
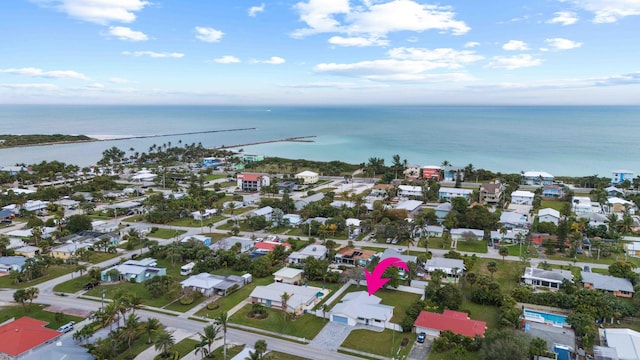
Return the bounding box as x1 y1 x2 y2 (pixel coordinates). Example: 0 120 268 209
540 199 569 211
114 335 153 360
122 215 145 222
459 299 499 330
472 258 526 293
455 240 488 253
546 253 640 267
172 338 200 358
361 246 387 252
505 243 538 258
169 217 210 228
265 351 310 360
203 174 227 181
53 274 95 293
217 221 253 232
591 268 609 275
210 344 244 359
341 329 416 359
164 294 208 313
84 281 177 308
0 304 83 330
0 265 74 289
148 228 187 239
89 251 121 263
154 258 186 278
195 276 273 320
376 288 421 323
425 237 452 250
229 304 326 340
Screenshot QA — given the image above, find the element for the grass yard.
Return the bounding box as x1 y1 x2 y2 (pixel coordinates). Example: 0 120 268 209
195 276 273 320
113 335 153 360
264 351 310 360
217 221 253 232
168 218 204 228
455 240 488 253
163 294 208 313
546 253 640 267
172 337 200 358
425 237 452 250
89 251 121 263
0 265 73 289
472 258 526 293
52 274 96 293
341 329 416 359
210 344 244 359
203 174 227 181
154 258 186 278
459 299 499 330
229 304 326 340
84 281 177 308
376 288 421 323
505 243 538 258
361 246 387 252
148 228 187 239
0 304 83 330
540 199 569 212
591 268 609 275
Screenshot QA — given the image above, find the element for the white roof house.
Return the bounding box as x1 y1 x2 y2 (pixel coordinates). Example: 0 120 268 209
251 206 273 221
522 171 554 185
273 267 304 284
379 248 417 266
398 185 423 198
345 218 361 227
603 328 640 360
210 236 253 253
295 170 319 184
450 228 484 240
538 208 561 225
330 291 393 328
288 245 328 265
181 273 246 296
394 200 423 217
522 267 573 290
250 282 322 315
510 190 535 205
439 187 473 201
499 212 528 229
23 200 49 212
424 258 465 276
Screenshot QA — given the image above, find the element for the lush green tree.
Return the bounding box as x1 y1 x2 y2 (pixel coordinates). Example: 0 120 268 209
13 288 28 310
480 329 529 360
303 257 329 281
65 214 93 233
154 329 175 358
197 324 221 356
465 272 477 288
609 260 638 285
487 261 498 280
254 339 268 359
498 246 509 261
529 337 548 360
119 314 143 355
145 317 163 344
250 256 273 278
382 266 401 289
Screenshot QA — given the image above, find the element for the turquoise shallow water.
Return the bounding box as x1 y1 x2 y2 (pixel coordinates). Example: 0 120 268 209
1 105 639 176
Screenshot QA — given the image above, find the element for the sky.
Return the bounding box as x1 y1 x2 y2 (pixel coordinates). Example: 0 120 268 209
1 0 639 105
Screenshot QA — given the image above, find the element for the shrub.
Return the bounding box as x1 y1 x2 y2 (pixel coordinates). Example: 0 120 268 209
180 296 194 305
207 302 220 310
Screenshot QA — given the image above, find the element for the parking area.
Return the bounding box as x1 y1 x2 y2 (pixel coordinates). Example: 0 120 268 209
407 336 433 360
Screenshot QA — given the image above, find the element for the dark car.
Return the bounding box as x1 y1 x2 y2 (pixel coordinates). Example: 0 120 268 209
83 281 100 290
417 332 426 343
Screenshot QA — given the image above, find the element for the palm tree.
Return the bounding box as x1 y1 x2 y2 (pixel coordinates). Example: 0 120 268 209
129 294 144 315
194 340 209 359
465 272 477 288
498 246 509 261
280 292 291 332
25 287 39 311
215 312 229 360
119 314 143 355
102 301 120 331
154 330 175 358
254 339 267 358
145 318 163 344
76 263 87 278
198 324 221 356
487 261 498 280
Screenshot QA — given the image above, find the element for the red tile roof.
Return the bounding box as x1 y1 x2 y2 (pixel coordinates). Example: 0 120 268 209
239 173 265 182
254 241 292 251
414 310 486 338
0 317 61 357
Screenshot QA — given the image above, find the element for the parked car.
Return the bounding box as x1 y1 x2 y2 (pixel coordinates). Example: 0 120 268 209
417 332 426 343
391 238 399 244
83 281 100 290
386 238 392 244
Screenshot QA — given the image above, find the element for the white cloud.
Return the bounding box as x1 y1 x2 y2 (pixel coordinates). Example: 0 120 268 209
328 36 389 47
253 56 286 65
278 82 388 89
87 82 105 89
292 0 469 38
486 54 542 69
0 83 59 90
122 51 184 58
0 67 90 80
195 26 224 43
248 3 265 17
108 77 132 83
568 0 640 23
595 71 640 86
464 41 480 48
545 37 583 50
547 11 578 25
105 26 148 41
213 56 241 64
502 40 529 51
33 0 149 25
313 46 481 82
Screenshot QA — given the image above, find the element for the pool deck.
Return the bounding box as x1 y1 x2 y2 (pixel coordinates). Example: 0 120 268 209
524 322 575 354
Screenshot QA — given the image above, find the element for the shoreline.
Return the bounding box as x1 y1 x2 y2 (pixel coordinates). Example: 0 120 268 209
0 128 257 149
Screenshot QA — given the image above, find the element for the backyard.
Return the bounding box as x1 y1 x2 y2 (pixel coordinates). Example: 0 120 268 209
341 329 416 359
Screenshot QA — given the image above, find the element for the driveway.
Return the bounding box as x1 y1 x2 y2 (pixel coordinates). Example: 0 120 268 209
407 336 433 360
310 322 355 351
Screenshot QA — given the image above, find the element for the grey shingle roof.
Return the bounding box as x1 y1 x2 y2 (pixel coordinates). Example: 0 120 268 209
581 272 634 293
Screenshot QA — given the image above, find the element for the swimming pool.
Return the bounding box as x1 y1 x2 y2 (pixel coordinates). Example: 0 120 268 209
524 309 569 327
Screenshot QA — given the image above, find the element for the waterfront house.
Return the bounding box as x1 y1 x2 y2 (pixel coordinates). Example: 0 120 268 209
330 291 393 328
438 187 473 202
522 267 573 291
442 166 464 182
249 282 322 315
414 310 486 338
403 165 421 179
581 271 634 298
542 184 564 198
240 154 264 163
237 172 270 192
101 258 166 283
295 170 319 184
611 170 634 185
538 208 561 225
288 245 328 265
398 185 423 198
510 190 535 205
521 171 554 185
479 183 504 205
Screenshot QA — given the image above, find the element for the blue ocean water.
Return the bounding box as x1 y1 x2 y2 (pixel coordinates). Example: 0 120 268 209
1 105 638 176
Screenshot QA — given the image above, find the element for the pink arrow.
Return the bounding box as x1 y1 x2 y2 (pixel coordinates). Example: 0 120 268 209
364 257 409 296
